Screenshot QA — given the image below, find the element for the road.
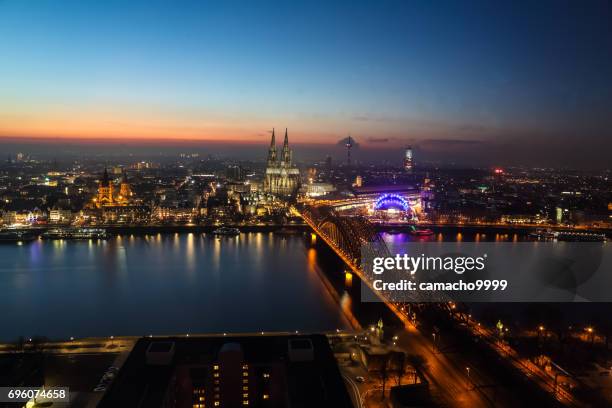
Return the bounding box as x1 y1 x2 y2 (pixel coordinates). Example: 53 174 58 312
301 208 569 407
394 323 520 407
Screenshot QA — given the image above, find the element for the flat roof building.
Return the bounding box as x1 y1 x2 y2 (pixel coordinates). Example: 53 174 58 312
98 334 352 408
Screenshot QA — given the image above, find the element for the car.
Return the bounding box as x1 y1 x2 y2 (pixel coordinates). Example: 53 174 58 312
355 376 366 383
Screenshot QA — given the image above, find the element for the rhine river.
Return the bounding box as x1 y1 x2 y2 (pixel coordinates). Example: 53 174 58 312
0 233 354 340
1 230 608 341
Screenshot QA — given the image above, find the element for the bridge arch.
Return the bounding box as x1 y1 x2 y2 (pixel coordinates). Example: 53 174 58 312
373 193 410 212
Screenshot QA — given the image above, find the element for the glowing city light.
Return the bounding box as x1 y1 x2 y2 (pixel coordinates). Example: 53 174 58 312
373 193 410 212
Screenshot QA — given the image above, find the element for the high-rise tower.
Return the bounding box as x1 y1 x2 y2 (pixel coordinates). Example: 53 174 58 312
346 135 353 166
404 146 413 172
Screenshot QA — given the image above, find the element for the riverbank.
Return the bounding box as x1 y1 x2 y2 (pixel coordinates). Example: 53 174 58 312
5 222 610 238
376 223 612 237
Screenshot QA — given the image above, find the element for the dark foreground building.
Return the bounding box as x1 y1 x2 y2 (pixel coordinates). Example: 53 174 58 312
98 334 352 408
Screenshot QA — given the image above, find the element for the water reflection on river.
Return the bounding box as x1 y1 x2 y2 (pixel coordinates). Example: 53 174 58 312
0 233 351 340
1 229 607 341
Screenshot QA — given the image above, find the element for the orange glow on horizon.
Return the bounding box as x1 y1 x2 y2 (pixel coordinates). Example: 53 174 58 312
0 121 356 145
0 108 442 146
0 108 357 144
0 116 267 142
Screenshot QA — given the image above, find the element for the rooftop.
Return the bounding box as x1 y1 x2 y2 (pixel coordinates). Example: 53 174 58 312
98 334 352 408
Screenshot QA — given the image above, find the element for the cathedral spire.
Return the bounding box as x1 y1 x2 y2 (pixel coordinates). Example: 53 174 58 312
101 167 110 185
267 128 277 166
281 128 291 165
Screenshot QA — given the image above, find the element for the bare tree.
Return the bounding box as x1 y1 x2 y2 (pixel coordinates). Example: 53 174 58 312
407 354 426 384
381 353 390 400
391 351 407 386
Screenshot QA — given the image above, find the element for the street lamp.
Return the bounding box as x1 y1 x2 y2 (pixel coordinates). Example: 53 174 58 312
586 326 595 345
465 366 471 389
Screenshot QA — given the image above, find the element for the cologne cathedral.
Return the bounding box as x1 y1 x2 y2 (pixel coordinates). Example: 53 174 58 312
264 129 300 196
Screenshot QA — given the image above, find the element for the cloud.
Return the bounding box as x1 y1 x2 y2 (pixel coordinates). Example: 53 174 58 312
420 138 486 147
367 137 390 143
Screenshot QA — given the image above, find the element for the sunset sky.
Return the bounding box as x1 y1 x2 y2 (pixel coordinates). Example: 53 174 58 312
0 0 611 165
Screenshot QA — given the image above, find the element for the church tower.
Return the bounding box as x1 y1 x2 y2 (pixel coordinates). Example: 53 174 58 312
118 171 132 204
280 128 292 167
97 168 114 206
267 128 277 167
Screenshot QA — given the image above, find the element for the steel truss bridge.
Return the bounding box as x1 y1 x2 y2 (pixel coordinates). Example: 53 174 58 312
297 204 447 305
297 203 579 407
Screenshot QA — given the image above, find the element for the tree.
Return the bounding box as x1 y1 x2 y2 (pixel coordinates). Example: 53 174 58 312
380 353 390 400
392 351 407 386
407 353 427 384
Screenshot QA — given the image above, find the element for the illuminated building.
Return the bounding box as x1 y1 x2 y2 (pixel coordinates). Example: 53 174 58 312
94 169 135 208
420 175 434 210
98 335 353 408
102 205 150 224
117 172 133 205
301 182 336 198
351 185 422 215
49 208 74 224
264 129 301 197
96 168 114 207
404 146 413 172
354 175 363 187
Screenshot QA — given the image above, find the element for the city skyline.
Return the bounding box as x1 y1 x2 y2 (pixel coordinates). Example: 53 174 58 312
1 0 611 168
1 3 611 407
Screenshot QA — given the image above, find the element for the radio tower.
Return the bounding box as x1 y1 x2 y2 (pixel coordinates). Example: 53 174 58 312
346 135 353 167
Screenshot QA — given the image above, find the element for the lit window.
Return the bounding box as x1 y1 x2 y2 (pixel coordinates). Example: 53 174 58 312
263 394 269 400
242 364 249 369
242 386 248 391
213 365 219 370
243 379 248 384
242 372 248 377
243 401 249 405
263 373 270 378
214 402 220 407
214 373 219 378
